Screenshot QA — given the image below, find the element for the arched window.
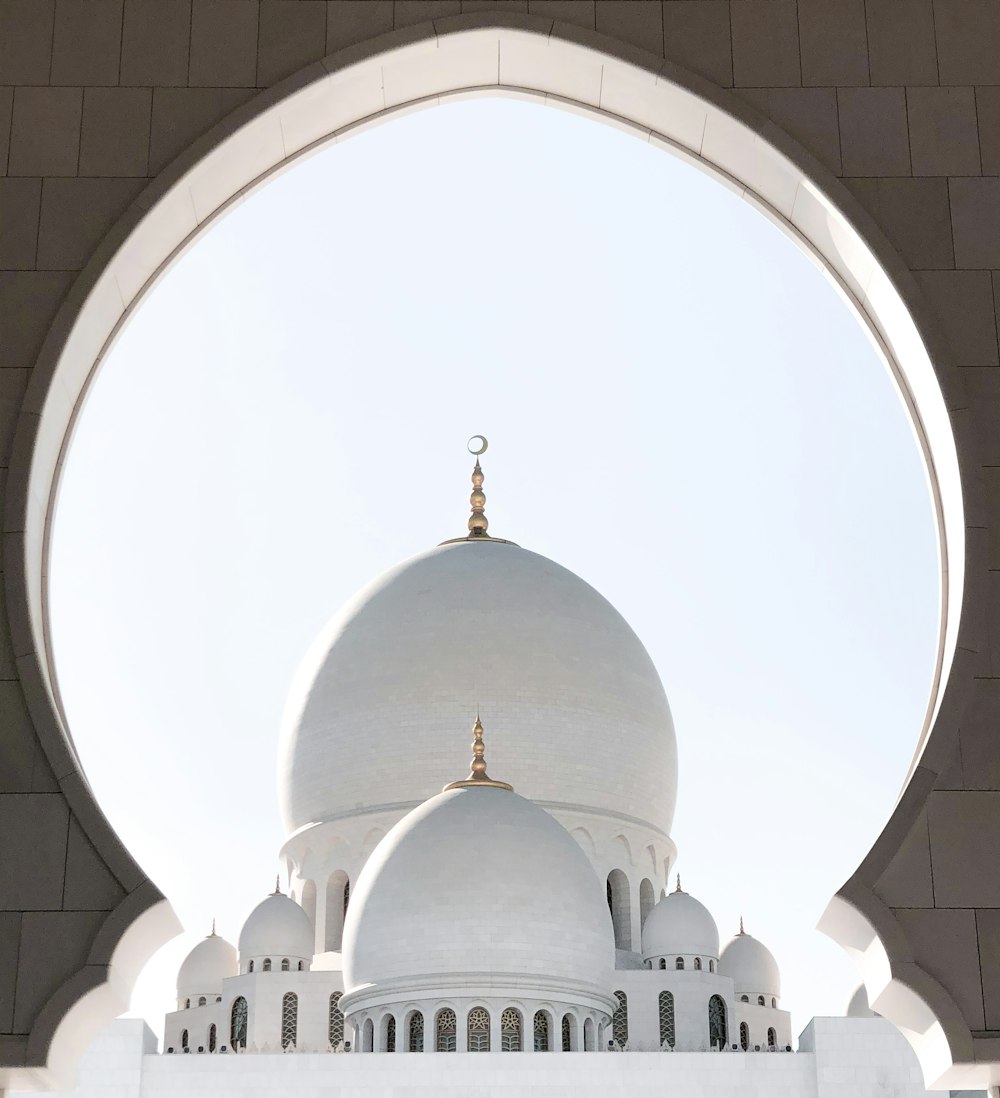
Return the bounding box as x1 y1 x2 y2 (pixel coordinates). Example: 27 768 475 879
757 994 765 1006
408 1011 424 1052
325 871 349 952
533 1010 549 1051
248 960 254 973
740 994 749 1003
658 958 666 970
181 1029 189 1050
639 878 655 929
767 1027 777 1050
709 960 715 973
384 1014 396 1053
694 957 702 971
184 998 190 1009
606 870 632 950
328 992 344 1049
583 1017 595 1051
436 1008 457 1052
771 996 776 1008
208 1023 217 1052
262 958 271 972
501 1008 522 1052
611 991 628 1048
468 1007 490 1051
298 961 304 971
362 1017 373 1053
675 957 684 970
658 991 675 1049
281 958 290 972
197 996 206 1006
708 995 727 1050
561 1013 572 1052
230 997 248 1049
281 992 298 1049
740 1021 749 1051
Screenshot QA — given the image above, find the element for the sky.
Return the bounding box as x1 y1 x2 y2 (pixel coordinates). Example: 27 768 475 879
48 96 940 1042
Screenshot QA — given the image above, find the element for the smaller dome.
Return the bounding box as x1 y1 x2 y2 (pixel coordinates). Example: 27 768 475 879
238 888 313 966
177 929 237 997
641 885 720 962
719 926 781 999
846 984 877 1018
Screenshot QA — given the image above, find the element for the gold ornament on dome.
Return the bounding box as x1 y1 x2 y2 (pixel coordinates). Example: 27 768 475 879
444 716 513 792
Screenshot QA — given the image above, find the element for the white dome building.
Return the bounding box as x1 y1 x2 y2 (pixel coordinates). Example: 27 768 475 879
719 923 782 1008
238 887 314 975
175 927 236 1010
640 881 720 973
339 724 616 1052
277 461 677 958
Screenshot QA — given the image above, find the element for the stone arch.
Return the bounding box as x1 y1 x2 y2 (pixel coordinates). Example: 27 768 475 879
569 826 597 859
610 834 634 867
361 827 386 857
0 10 983 1090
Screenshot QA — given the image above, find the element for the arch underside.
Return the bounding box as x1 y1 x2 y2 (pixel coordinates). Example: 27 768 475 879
0 10 985 1092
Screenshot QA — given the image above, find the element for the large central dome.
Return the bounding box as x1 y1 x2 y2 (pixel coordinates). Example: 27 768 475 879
277 537 677 837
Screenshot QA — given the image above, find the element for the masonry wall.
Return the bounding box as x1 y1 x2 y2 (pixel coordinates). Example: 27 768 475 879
2 0 1000 1087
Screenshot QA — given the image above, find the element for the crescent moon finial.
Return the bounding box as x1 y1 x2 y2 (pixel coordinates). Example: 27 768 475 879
467 435 488 456
466 435 490 538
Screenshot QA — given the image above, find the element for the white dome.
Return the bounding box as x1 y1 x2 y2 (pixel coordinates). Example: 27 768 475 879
342 783 615 1006
238 891 313 965
719 929 781 999
278 539 676 836
177 932 236 997
641 888 720 961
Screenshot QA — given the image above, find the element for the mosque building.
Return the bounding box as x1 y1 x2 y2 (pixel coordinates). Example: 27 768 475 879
21 440 981 1098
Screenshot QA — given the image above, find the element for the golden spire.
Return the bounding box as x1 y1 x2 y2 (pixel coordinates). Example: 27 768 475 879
739 915 745 935
675 874 683 893
210 918 216 937
273 876 281 895
444 716 513 792
467 435 489 538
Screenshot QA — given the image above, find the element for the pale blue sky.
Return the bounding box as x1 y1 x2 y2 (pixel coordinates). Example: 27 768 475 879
49 97 939 1038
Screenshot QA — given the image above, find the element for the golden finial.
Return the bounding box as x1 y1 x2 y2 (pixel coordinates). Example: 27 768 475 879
467 435 489 538
739 915 745 935
210 918 216 937
675 874 683 893
273 876 281 895
444 715 513 792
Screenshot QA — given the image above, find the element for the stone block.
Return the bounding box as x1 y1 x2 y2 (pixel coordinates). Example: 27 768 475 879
13 909 106 1033
0 0 55 85
527 1 596 30
0 793 68 910
258 1 326 88
798 0 869 86
0 179 41 270
915 270 997 366
463 0 527 11
36 177 146 270
928 790 1000 906
950 178 1000 270
63 817 125 911
739 87 841 175
149 86 255 175
959 665 1000 782
80 87 152 177
393 1 460 30
935 0 1000 85
0 674 35 794
189 0 260 88
866 0 937 85
8 87 83 177
874 807 934 907
907 86 981 176
977 88 1000 176
595 1 662 55
895 907 985 1030
325 1 393 53
662 2 731 89
121 0 191 86
978 909 1000 1030
0 87 12 175
850 176 954 269
0 271 73 369
731 1 800 88
0 913 19 1031
0 367 28 463
838 86 910 175
51 0 124 85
